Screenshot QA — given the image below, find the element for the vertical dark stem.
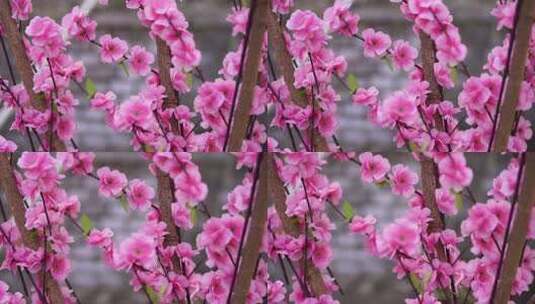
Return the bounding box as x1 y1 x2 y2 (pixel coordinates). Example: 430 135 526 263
492 153 535 303
226 0 269 151
227 152 267 303
489 0 535 151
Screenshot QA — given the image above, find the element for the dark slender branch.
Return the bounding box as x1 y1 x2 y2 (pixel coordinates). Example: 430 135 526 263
489 0 535 151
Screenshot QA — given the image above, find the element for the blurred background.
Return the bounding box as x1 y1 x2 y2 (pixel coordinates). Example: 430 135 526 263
0 152 522 303
2 0 532 151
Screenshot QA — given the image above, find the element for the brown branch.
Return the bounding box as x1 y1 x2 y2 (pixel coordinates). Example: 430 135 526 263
0 1 65 151
0 154 64 304
268 155 328 296
229 153 270 304
267 11 329 151
227 0 269 151
155 169 182 274
491 1 535 152
419 156 453 304
155 38 181 135
493 153 535 304
418 33 445 132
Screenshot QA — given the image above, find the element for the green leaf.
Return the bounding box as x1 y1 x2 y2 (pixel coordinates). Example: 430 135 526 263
409 273 423 294
375 180 389 188
118 194 129 212
342 201 354 221
449 66 458 86
408 142 420 153
84 78 97 98
186 72 193 88
346 73 359 93
146 287 160 304
455 191 464 212
80 214 93 235
118 61 130 77
297 89 307 100
190 206 198 226
382 56 394 71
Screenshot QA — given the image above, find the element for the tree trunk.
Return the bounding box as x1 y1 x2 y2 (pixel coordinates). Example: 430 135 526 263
0 154 64 304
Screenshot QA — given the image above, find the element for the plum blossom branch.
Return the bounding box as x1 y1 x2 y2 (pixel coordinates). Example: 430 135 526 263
489 0 535 151
493 153 535 303
228 152 269 303
0 154 64 304
226 0 269 152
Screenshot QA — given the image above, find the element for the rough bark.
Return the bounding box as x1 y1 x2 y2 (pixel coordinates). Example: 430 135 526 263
268 155 328 296
0 154 64 304
494 153 535 304
491 1 535 151
229 153 270 304
227 0 269 152
155 169 182 274
0 1 65 151
419 156 453 304
418 32 445 132
155 38 181 134
267 11 329 151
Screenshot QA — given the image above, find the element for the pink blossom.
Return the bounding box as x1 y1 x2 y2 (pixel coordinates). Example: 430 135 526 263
435 30 467 65
323 0 360 36
287 10 327 54
50 254 71 280
173 170 208 203
172 202 193 230
169 32 201 69
0 136 17 152
226 8 249 36
491 1 515 30
98 34 128 63
96 167 128 198
391 40 417 71
461 203 499 238
311 242 332 269
25 16 65 57
361 28 391 58
458 77 492 110
272 0 294 14
435 188 457 215
438 154 473 191
115 97 153 130
126 179 154 210
17 152 55 180
434 63 454 88
267 281 287 303
390 164 418 197
358 152 390 183
381 91 418 125
352 86 379 106
197 217 235 251
56 115 76 141
381 219 420 256
61 6 97 41
90 91 116 112
87 228 114 248
128 45 154 76
119 233 156 268
349 215 376 235
10 0 32 20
